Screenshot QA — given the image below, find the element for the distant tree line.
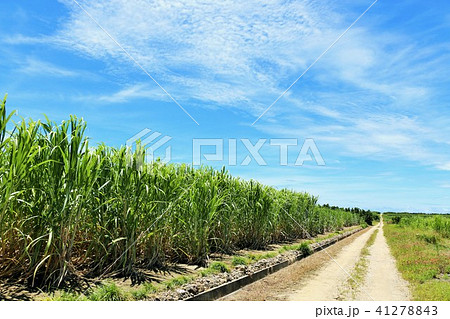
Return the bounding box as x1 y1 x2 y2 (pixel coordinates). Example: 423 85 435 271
320 204 380 226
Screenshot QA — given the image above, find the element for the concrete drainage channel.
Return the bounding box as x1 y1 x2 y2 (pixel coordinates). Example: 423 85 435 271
149 228 363 301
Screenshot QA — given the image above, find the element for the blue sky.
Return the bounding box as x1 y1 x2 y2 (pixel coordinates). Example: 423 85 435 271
1 0 449 213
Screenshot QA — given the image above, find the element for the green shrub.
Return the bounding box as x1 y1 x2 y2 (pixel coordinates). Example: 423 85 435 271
298 242 312 256
392 216 402 224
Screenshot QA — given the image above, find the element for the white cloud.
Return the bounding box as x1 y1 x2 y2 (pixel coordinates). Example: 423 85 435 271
45 0 335 107
257 111 450 171
18 58 79 77
437 162 450 171
95 84 164 103
2 34 48 45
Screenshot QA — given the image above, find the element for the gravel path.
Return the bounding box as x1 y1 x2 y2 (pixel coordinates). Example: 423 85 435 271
222 220 411 301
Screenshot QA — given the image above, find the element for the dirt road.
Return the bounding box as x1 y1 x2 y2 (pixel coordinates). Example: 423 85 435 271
222 220 410 301
355 223 411 300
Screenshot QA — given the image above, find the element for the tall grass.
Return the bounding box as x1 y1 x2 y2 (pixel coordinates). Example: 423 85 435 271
395 215 450 238
0 97 362 287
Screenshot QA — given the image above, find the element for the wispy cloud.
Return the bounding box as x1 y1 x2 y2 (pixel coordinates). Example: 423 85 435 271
2 34 48 45
437 163 450 171
18 57 79 77
10 0 333 107
258 110 450 171
94 83 164 103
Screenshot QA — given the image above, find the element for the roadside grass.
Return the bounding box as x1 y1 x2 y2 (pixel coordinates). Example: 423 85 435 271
200 261 230 277
339 229 379 299
47 291 87 301
384 223 450 301
131 282 158 300
163 275 192 289
231 256 248 266
88 282 127 301
48 282 127 301
247 252 277 262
